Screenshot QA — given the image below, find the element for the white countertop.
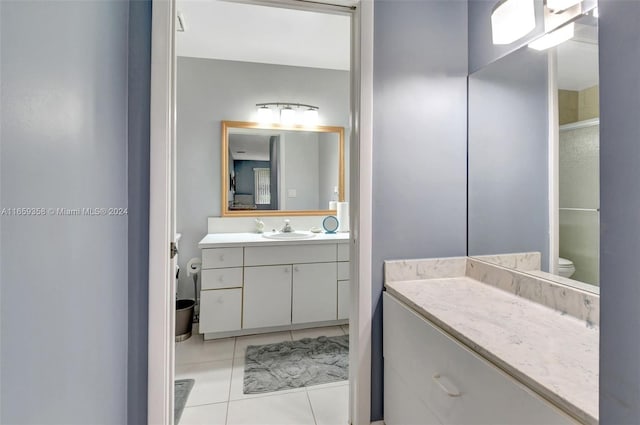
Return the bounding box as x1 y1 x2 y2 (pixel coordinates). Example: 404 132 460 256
199 232 350 248
385 277 599 425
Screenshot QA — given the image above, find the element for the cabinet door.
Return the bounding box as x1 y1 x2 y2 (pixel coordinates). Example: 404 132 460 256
337 280 350 320
244 265 292 329
292 262 337 324
199 288 242 334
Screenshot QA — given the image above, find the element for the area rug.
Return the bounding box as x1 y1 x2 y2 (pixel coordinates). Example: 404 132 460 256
174 379 195 424
243 334 349 394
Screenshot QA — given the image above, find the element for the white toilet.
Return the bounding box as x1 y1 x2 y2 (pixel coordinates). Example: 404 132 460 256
558 257 576 278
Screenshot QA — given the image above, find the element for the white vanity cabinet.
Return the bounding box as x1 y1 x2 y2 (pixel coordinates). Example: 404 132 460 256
198 234 350 339
383 293 577 425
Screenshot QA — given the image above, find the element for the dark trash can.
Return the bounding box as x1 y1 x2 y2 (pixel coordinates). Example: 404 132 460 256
175 299 195 342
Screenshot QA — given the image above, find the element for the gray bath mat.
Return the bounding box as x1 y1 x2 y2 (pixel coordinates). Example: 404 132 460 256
243 334 349 394
174 379 195 424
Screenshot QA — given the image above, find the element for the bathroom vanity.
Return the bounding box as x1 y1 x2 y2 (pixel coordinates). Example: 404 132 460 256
198 232 350 339
383 256 598 425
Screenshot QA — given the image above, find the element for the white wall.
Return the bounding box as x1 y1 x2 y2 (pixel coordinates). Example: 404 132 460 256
1 1 129 423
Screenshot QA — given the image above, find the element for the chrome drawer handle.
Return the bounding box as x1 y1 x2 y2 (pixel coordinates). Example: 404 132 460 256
433 374 461 397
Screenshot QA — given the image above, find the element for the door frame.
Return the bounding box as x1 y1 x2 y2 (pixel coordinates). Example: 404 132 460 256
147 0 374 424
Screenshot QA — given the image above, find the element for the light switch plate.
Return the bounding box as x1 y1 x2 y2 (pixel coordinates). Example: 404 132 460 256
288 189 297 198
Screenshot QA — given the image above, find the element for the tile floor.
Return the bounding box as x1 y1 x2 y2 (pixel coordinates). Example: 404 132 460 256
176 324 350 425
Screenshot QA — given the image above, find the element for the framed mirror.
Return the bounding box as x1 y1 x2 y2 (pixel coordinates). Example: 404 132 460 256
467 10 599 292
221 121 345 216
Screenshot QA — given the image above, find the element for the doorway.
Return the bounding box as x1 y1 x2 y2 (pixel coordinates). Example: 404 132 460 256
149 1 374 424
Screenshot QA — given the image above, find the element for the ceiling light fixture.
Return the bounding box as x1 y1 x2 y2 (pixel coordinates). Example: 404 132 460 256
528 22 575 50
491 0 536 45
255 103 320 126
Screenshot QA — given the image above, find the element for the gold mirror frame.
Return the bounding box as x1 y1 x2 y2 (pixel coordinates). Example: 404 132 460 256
221 120 345 217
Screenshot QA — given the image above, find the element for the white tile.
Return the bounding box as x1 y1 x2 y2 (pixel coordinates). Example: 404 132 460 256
307 385 349 425
233 331 292 359
178 402 227 425
229 355 305 401
226 392 315 425
175 359 233 407
176 334 235 365
291 326 345 340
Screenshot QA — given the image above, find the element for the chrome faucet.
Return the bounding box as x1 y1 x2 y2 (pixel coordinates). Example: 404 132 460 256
281 219 293 233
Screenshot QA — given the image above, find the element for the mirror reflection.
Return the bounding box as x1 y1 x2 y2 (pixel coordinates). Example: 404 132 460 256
468 12 599 289
222 121 345 215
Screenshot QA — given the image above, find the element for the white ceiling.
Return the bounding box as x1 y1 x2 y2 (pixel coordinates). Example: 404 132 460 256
557 22 599 91
229 134 270 161
176 0 351 70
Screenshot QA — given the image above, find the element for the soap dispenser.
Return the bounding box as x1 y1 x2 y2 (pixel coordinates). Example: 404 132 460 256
255 218 265 234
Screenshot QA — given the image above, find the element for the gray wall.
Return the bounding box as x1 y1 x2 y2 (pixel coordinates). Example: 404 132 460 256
599 1 640 422
468 0 546 73
1 1 129 423
467 46 550 269
176 58 349 299
372 0 468 420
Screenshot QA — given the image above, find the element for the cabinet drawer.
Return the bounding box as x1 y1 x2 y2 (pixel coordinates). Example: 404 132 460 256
383 293 575 425
338 243 350 261
201 268 243 290
202 248 243 269
199 288 242 334
337 261 350 280
244 244 336 266
337 280 350 320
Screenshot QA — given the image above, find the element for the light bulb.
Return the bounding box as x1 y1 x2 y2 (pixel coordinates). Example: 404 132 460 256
280 107 296 126
257 106 273 124
303 108 319 126
528 22 574 51
491 0 536 45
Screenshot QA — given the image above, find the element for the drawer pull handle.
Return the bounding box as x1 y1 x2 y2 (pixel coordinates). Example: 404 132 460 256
433 374 461 397
219 254 225 261
284 268 290 273
218 276 224 282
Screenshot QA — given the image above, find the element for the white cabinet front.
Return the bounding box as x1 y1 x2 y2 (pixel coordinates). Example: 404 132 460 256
292 262 337 323
337 280 350 320
199 288 242 333
243 265 292 328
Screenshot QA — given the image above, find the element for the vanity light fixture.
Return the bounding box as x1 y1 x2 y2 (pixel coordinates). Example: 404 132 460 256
528 22 574 50
546 0 581 13
491 0 536 45
255 102 320 126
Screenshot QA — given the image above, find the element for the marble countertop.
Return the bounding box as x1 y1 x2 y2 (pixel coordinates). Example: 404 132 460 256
385 277 599 425
199 232 349 248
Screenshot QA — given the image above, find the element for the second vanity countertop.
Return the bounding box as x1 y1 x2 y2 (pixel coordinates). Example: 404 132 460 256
385 257 599 425
199 231 349 248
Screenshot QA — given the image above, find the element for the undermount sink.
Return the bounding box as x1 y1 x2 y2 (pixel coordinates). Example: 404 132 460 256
262 231 317 240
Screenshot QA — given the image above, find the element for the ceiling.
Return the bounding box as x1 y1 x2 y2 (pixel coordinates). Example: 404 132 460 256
176 0 351 70
557 19 599 91
229 134 270 161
